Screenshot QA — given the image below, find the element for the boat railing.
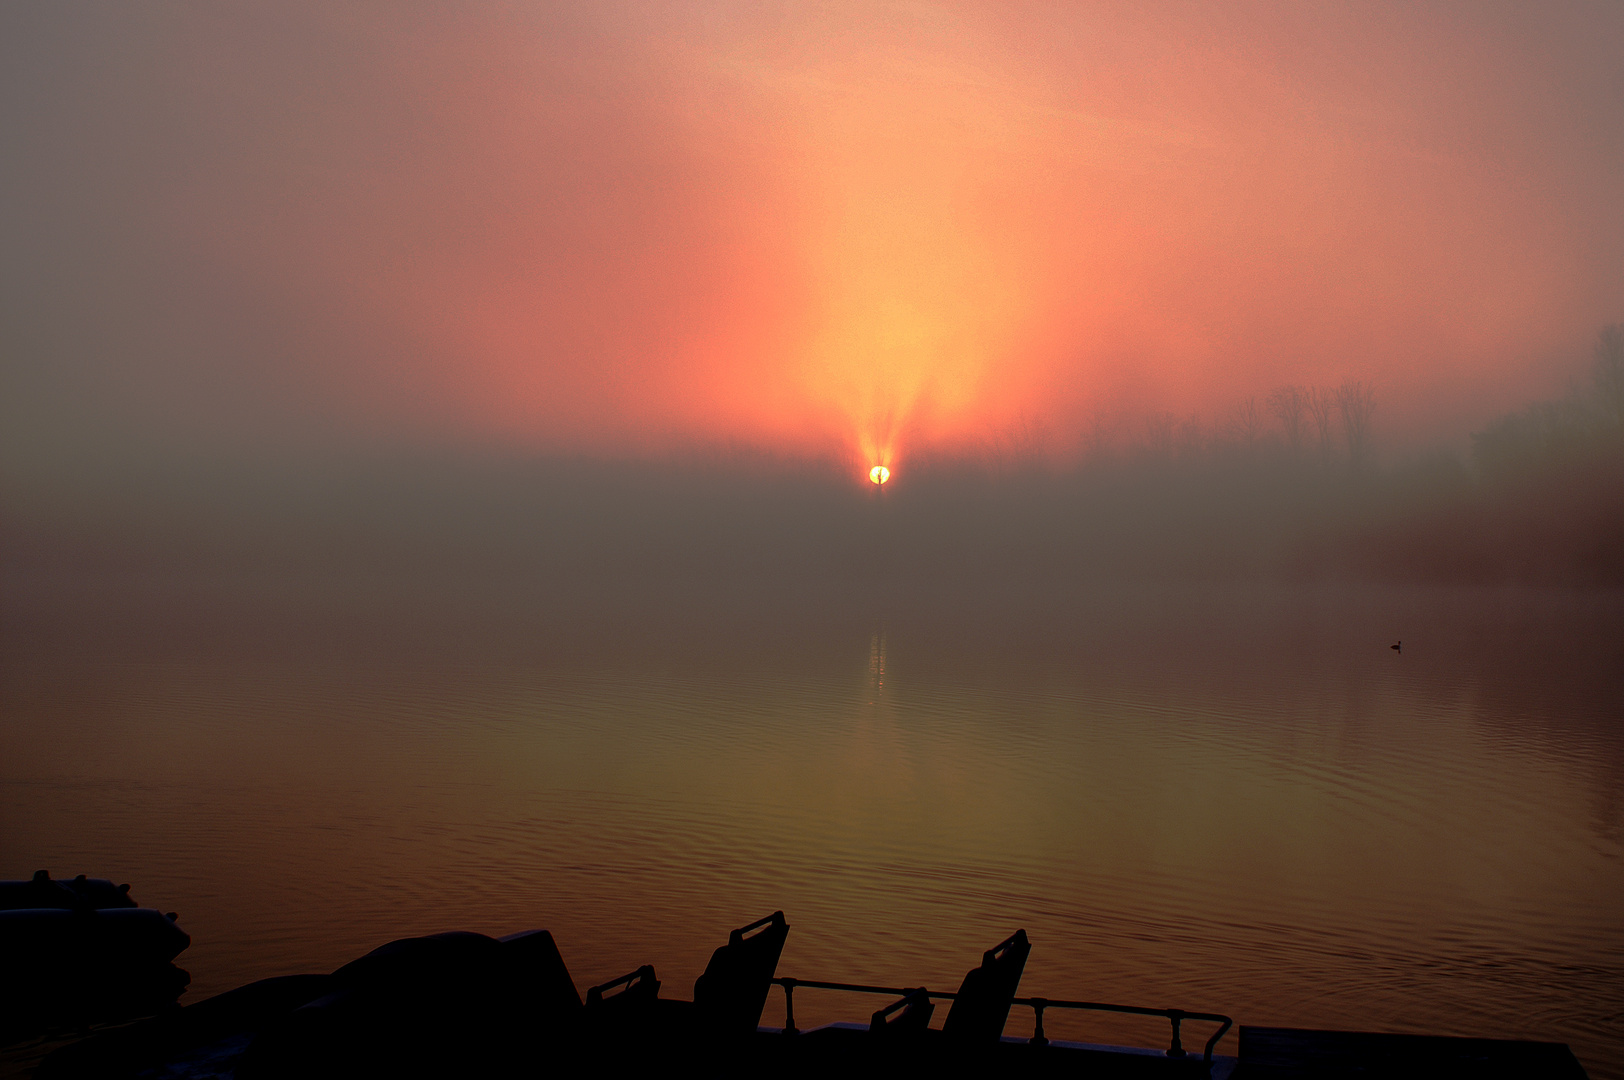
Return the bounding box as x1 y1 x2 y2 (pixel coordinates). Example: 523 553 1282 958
769 976 1233 1064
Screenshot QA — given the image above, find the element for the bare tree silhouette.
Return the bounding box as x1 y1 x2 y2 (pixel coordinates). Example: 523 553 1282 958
1595 323 1624 428
1176 415 1205 460
1336 381 1377 469
1231 397 1265 452
990 411 1049 468
1306 386 1337 466
1267 385 1308 457
1083 410 1119 463
1142 412 1177 459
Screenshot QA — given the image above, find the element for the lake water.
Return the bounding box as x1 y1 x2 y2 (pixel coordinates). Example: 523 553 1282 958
2 576 1621 1075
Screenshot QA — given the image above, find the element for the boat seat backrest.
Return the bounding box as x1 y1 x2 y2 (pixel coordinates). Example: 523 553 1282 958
941 929 1030 1044
586 965 659 1009
692 911 789 1037
584 964 660 1036
870 988 934 1037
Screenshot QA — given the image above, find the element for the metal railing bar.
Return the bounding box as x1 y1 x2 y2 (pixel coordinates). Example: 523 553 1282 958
1014 998 1230 1025
771 977 1233 1063
773 977 954 1000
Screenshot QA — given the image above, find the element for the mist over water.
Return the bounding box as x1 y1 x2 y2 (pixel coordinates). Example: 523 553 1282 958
4 571 1622 1072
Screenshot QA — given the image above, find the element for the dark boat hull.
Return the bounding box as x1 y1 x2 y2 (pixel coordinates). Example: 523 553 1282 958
32 921 1590 1079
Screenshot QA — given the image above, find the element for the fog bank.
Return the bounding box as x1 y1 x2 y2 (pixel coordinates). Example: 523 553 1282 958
6 348 1621 597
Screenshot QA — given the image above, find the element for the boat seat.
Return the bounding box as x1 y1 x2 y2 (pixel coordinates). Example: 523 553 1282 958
585 964 660 1036
940 929 1030 1044
870 987 934 1037
692 911 789 1038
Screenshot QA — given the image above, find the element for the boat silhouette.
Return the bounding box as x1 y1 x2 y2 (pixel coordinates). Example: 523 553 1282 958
29 907 1589 1078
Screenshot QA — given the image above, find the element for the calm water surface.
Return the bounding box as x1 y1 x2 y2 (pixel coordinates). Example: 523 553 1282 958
2 578 1621 1074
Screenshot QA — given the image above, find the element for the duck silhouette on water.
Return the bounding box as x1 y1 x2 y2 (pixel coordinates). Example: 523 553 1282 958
1391 640 1401 654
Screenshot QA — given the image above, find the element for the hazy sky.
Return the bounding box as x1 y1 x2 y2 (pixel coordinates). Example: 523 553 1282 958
4 1 1622 475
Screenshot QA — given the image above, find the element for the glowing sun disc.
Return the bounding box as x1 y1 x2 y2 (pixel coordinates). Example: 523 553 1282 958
869 465 890 485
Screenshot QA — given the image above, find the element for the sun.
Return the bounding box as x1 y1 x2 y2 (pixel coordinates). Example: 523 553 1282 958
869 465 890 485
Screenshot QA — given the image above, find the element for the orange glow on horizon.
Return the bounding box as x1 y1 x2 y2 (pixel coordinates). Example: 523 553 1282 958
79 2 1621 461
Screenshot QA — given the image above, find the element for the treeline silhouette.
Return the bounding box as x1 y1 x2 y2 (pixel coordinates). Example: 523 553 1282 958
922 325 1623 584
1026 378 1380 471
3 330 1621 593
1414 324 1624 582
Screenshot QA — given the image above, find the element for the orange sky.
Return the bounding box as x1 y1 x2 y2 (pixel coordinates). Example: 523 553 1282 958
4 2 1622 472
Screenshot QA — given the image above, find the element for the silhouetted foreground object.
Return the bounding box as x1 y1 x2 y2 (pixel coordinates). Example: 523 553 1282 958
693 909 790 1038
36 913 1592 1078
36 976 330 1078
0 870 138 910
1233 1026 1588 1078
942 927 1030 1044
869 987 933 1036
0 871 189 1042
237 929 579 1078
584 962 660 1046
